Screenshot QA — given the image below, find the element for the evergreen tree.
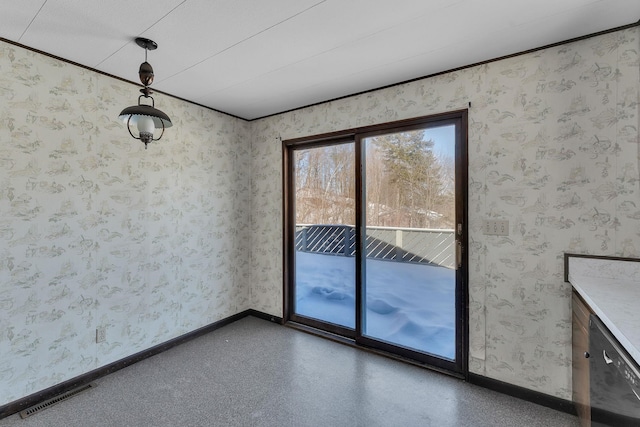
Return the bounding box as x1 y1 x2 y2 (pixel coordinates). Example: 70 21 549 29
370 130 444 228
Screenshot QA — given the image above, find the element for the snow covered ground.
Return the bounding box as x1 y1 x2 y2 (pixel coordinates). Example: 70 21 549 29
294 251 456 360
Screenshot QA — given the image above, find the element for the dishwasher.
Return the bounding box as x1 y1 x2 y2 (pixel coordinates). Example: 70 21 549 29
589 315 640 426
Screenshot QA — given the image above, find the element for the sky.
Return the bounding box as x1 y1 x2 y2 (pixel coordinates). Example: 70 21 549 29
424 124 456 160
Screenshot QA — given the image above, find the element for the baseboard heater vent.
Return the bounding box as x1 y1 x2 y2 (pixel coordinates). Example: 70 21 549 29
19 383 96 419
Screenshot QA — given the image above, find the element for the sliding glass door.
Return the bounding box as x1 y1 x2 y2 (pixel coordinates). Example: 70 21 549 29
284 112 467 373
360 126 457 360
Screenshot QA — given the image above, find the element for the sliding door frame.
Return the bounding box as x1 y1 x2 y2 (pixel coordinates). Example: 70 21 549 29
283 110 468 376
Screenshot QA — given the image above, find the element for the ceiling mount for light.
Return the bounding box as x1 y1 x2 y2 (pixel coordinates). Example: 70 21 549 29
118 37 172 149
135 37 157 51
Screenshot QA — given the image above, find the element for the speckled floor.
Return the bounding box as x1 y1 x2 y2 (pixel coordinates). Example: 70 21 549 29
0 316 579 427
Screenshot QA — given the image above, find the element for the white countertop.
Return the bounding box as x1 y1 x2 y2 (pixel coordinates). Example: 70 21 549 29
568 256 640 366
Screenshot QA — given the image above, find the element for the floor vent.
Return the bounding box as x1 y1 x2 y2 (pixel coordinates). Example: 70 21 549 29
19 383 96 419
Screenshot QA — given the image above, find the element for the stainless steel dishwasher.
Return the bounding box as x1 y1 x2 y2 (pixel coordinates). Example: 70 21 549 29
589 315 640 426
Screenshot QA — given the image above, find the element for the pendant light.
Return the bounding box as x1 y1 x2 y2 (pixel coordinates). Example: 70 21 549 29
118 38 172 149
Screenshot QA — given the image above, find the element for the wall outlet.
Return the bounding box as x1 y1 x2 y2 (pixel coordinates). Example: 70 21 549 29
96 327 106 343
483 219 509 236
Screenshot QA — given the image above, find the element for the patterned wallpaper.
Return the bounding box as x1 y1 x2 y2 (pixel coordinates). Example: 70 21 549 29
0 41 252 405
250 27 640 398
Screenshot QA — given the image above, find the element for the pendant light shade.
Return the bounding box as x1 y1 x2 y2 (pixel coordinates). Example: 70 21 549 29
119 38 172 148
119 104 172 129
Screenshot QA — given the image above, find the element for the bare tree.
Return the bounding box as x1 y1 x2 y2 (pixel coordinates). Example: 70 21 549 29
295 144 354 225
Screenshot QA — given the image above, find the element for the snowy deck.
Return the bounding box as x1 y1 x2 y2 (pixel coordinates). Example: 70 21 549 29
295 251 456 359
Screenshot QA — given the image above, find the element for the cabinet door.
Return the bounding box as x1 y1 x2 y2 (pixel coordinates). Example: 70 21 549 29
573 291 591 427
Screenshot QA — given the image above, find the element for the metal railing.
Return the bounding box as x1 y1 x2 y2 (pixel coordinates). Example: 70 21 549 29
295 224 454 269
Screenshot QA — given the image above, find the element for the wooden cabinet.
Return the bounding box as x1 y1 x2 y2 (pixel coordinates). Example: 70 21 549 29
572 290 592 427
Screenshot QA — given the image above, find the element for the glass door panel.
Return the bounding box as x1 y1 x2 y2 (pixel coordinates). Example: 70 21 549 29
362 126 457 359
292 143 355 329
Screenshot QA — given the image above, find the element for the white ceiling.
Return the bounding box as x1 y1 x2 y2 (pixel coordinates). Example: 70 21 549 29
2 0 639 120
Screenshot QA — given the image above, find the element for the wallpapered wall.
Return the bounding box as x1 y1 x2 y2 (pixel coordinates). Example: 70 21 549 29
250 27 640 398
0 41 252 406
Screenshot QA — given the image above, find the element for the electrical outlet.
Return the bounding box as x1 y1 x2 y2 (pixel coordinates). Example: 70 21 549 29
483 219 509 236
96 327 106 343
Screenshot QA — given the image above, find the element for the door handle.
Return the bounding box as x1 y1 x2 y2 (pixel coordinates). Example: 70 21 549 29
603 350 613 365
456 241 462 270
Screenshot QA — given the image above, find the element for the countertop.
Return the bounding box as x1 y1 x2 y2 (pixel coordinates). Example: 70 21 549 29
567 255 640 366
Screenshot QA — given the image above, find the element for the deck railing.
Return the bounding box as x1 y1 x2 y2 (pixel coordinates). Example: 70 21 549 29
295 224 455 269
